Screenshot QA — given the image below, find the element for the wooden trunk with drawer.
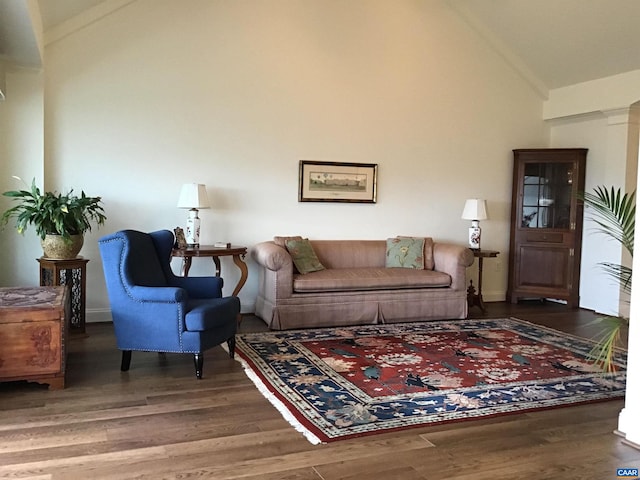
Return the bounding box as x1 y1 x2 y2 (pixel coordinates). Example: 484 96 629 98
0 286 69 389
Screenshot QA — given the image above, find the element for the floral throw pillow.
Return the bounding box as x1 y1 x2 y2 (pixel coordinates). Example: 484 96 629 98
285 238 325 274
397 236 434 270
385 237 425 269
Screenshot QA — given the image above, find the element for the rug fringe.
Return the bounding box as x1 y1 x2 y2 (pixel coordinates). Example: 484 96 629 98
230 347 323 445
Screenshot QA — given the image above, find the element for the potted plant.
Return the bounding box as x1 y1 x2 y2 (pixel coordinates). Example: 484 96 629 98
1 176 107 259
579 185 635 372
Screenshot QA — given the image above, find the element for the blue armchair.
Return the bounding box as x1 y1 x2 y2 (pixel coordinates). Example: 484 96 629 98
98 229 240 379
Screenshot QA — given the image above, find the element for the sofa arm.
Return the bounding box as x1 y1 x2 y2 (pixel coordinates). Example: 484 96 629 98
252 241 294 300
253 241 293 271
433 243 474 291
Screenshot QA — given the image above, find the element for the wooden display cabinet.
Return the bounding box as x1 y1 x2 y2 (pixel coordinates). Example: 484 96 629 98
507 148 587 307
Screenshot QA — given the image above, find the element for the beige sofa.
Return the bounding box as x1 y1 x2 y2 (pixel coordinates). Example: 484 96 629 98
252 238 474 330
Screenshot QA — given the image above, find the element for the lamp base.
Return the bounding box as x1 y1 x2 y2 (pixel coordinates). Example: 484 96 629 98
468 221 481 249
185 208 201 246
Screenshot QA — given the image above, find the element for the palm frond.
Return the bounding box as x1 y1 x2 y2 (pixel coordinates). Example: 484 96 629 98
586 316 626 373
579 186 635 256
599 262 633 294
578 185 634 373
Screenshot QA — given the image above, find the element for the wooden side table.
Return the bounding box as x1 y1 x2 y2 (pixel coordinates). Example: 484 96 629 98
467 249 499 315
172 245 248 296
38 257 89 334
0 286 69 389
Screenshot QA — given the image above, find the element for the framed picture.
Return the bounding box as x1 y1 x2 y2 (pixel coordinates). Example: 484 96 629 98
173 227 187 249
298 160 378 203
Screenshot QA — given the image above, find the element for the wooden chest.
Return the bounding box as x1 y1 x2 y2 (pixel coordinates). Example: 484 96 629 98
0 286 69 389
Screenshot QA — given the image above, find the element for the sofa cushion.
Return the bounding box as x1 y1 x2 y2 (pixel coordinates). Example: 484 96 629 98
286 238 325 274
311 240 386 269
385 237 425 269
292 267 451 292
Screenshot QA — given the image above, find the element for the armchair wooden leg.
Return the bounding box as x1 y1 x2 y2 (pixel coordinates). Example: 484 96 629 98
227 336 236 359
121 350 132 371
193 353 203 379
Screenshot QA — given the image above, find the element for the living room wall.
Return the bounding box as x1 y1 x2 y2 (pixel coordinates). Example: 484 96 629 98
0 68 44 284
3 0 551 319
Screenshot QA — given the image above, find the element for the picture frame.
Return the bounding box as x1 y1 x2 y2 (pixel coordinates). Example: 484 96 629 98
298 160 378 203
173 227 187 249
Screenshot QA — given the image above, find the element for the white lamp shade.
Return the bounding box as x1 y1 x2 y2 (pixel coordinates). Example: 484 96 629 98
461 199 488 221
177 183 210 209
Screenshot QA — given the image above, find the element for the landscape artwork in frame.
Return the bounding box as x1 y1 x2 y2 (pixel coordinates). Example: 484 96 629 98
298 160 378 203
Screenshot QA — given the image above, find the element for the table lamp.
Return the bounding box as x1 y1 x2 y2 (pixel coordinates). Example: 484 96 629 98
461 198 488 249
177 183 210 246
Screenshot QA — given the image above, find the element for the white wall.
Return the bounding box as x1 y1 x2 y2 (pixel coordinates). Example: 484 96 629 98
0 67 44 287
546 71 640 316
8 0 550 319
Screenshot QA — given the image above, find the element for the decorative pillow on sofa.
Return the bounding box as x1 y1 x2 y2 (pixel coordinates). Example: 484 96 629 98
386 237 425 269
398 236 434 270
285 238 325 274
274 235 304 249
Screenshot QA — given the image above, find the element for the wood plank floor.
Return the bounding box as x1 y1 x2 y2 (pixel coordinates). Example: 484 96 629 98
1 302 638 479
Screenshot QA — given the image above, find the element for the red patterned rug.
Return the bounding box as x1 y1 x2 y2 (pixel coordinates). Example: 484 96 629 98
234 318 626 444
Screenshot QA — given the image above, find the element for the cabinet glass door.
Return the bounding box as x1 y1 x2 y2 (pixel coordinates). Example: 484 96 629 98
521 162 573 229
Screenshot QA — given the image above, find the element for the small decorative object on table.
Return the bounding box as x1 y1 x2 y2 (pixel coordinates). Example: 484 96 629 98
214 241 231 248
174 227 187 249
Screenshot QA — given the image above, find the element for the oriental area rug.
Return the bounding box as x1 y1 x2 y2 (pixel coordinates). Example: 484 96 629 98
234 318 626 444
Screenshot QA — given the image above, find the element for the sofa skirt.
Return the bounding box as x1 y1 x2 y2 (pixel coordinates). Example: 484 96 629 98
255 288 467 330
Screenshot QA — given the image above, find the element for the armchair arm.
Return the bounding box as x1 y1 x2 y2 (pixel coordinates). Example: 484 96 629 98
433 243 474 291
127 285 186 303
169 276 223 299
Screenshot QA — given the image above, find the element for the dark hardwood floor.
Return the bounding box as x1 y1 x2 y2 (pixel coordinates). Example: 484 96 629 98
0 302 637 479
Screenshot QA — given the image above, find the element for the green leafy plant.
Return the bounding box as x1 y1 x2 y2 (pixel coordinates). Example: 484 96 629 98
1 176 106 241
579 185 635 372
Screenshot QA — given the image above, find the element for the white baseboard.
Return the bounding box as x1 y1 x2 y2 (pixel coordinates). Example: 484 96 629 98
481 291 506 303
87 308 112 323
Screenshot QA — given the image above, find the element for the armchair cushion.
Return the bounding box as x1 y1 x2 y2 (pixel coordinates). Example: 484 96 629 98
186 297 241 331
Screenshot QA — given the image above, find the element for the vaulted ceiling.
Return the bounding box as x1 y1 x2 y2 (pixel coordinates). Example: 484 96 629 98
1 0 640 94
